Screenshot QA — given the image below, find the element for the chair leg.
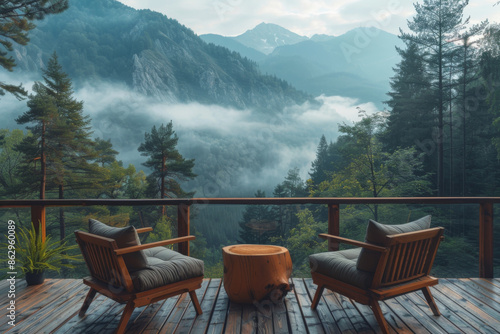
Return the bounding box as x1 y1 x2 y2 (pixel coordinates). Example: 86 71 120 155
115 301 135 334
311 285 325 310
189 290 203 315
370 300 390 334
79 288 97 317
421 286 440 316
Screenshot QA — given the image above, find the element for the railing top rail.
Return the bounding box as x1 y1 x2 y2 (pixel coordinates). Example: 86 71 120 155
1 197 500 208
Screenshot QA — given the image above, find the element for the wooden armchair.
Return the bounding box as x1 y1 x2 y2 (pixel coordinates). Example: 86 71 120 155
310 221 444 334
75 222 204 334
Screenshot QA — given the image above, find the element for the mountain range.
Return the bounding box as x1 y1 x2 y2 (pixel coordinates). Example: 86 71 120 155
201 23 405 107
9 0 405 111
10 0 310 112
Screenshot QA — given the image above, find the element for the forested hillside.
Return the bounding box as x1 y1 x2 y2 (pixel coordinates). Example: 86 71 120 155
11 0 310 111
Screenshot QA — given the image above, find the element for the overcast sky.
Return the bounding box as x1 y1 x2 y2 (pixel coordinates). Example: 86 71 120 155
118 0 500 37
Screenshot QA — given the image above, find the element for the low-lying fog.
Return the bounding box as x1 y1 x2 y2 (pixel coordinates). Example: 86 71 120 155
1 75 381 197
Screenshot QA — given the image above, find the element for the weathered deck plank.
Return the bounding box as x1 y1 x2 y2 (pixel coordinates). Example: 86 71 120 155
1 278 499 334
204 280 229 334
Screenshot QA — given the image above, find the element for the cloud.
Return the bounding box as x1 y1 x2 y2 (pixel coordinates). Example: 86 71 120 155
1 70 381 197
118 0 500 39
76 82 378 196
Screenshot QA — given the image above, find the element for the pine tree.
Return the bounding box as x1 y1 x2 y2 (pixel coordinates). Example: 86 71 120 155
16 52 102 239
94 138 118 167
15 81 57 199
383 42 436 176
0 129 32 199
138 121 196 202
238 190 277 244
309 135 330 186
455 22 488 196
0 0 68 99
400 0 470 195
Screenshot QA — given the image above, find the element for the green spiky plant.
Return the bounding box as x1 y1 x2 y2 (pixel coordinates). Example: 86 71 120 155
12 224 81 283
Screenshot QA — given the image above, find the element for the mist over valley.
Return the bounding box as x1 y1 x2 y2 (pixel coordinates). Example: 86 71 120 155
2 0 390 198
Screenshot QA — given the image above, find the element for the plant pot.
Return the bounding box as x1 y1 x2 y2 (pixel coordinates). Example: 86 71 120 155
25 271 45 285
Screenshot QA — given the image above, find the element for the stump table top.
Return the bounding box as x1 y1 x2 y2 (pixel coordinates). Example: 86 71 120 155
222 244 289 256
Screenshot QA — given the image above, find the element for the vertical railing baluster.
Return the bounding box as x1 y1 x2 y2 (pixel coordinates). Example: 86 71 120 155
328 203 340 251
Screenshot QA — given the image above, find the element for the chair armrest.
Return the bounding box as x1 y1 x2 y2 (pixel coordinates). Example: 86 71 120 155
318 233 387 253
115 235 196 255
136 227 153 234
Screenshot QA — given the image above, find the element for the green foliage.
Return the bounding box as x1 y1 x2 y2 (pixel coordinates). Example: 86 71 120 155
203 259 224 278
433 235 477 277
16 53 105 201
138 121 196 199
0 0 68 99
311 111 432 221
2 224 80 276
309 135 331 186
383 42 435 155
284 209 327 276
238 190 277 244
147 215 173 246
0 129 33 199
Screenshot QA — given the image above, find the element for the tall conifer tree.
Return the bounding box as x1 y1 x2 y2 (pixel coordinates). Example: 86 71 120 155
309 135 329 186
138 121 196 202
400 0 470 195
384 42 435 173
16 52 101 238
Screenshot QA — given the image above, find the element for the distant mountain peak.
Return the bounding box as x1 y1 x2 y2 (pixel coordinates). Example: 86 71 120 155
233 22 308 55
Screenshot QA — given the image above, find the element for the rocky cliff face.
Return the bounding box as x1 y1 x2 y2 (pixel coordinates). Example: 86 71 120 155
11 0 310 112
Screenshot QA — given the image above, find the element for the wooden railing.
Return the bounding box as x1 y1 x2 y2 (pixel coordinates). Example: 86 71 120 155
0 197 496 278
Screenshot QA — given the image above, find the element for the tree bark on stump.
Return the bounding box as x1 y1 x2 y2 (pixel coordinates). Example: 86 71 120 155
222 244 292 304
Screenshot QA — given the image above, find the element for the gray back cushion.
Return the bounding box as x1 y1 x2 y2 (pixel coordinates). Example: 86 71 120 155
356 215 432 273
88 218 148 272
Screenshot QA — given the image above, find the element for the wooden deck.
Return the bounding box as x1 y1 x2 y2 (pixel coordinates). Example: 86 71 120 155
1 278 500 333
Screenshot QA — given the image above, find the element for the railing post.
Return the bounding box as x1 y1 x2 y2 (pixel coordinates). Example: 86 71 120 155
177 204 190 256
31 205 46 242
328 203 340 251
479 202 494 278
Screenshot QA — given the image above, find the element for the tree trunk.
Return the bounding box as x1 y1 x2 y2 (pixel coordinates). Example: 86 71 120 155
222 244 292 304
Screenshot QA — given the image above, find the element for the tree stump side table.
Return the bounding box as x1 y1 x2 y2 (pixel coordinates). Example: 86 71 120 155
222 244 293 304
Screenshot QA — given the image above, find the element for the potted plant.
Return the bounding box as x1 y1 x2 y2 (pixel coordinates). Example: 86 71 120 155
14 224 81 285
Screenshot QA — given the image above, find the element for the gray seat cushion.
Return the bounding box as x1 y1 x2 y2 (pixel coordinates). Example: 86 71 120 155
88 218 148 272
356 215 432 272
130 246 204 292
309 248 373 289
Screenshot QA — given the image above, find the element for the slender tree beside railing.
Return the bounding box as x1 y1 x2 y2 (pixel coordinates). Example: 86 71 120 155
138 121 196 219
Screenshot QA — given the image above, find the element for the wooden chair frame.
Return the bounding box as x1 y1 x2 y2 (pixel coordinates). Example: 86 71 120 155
75 227 203 334
311 227 444 334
